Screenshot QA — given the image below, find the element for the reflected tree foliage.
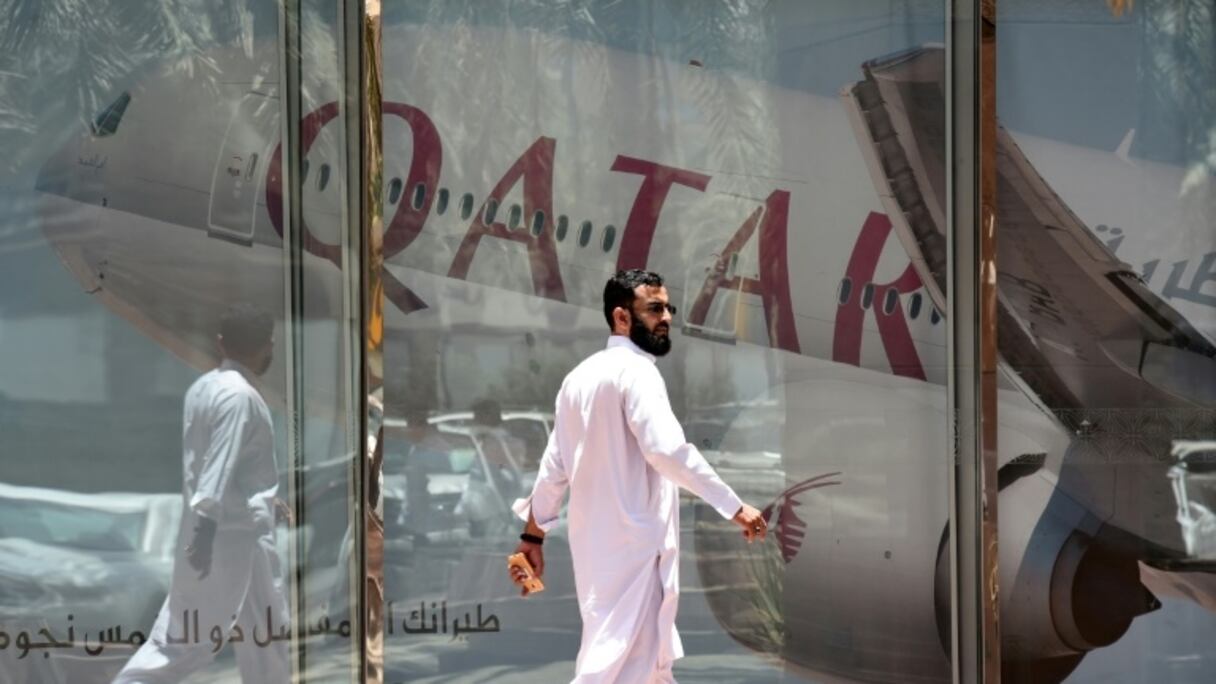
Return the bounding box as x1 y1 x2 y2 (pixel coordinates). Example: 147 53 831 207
0 0 272 180
1136 0 1216 192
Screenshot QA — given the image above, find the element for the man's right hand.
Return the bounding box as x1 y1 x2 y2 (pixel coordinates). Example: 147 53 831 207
732 504 768 543
185 516 217 579
509 540 544 596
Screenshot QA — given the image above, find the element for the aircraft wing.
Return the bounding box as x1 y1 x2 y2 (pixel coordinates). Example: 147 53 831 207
842 45 1216 555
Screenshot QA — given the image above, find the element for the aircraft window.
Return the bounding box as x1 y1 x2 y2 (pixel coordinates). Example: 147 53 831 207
244 153 259 181
578 221 593 247
837 278 853 305
931 308 941 325
530 211 545 237
728 253 739 279
90 91 131 137
436 188 449 215
556 215 569 241
484 198 499 224
861 283 874 310
387 178 403 205
317 163 331 191
459 193 474 220
909 292 923 319
301 159 310 183
412 183 426 210
508 204 522 230
602 225 616 251
882 288 898 315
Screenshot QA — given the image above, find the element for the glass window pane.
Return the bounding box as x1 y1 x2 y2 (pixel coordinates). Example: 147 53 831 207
379 2 950 682
1 1 363 681
998 2 1216 680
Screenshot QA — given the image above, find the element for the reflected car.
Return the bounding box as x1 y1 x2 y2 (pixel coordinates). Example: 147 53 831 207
381 414 543 544
0 483 179 679
427 410 554 471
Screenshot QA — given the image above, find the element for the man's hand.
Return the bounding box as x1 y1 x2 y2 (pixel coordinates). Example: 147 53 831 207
274 497 294 526
509 540 544 596
732 504 768 543
185 515 218 579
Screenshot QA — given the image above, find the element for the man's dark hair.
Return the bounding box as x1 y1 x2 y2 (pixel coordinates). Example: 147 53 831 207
403 402 430 428
603 269 664 329
219 303 274 358
471 398 503 427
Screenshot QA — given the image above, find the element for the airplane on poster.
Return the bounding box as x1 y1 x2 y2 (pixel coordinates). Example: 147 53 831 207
31 22 1216 683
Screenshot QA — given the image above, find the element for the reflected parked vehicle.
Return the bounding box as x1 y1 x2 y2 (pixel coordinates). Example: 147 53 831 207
429 410 554 471
381 411 548 543
0 483 180 681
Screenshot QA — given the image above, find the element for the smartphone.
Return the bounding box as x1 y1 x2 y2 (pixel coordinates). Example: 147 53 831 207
507 552 545 594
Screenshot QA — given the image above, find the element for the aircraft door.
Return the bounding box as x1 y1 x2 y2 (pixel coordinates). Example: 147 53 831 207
208 92 278 243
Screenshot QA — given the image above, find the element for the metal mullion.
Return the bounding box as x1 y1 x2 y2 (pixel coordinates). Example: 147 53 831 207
339 0 384 681
948 0 1001 681
276 0 307 679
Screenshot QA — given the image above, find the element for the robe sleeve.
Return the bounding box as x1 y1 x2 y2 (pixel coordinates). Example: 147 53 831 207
190 390 258 520
622 364 744 520
512 415 569 532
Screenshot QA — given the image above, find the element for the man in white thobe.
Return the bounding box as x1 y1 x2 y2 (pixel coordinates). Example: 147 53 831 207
114 304 289 684
510 269 768 683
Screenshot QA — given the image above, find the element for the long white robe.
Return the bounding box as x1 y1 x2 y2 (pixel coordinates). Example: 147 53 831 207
514 336 743 683
114 360 289 684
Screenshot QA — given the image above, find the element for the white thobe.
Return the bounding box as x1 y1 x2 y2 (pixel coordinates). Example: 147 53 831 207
114 361 289 684
513 336 743 683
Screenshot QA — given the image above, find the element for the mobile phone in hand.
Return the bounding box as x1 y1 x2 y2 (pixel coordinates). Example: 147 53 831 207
507 552 545 594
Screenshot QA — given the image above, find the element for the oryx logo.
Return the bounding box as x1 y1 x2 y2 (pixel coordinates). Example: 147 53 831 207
761 472 842 564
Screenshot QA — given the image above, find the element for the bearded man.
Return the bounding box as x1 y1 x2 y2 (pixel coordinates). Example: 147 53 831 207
509 269 767 683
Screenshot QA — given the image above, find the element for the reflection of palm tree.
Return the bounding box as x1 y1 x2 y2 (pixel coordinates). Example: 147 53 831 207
760 471 841 564
0 0 265 178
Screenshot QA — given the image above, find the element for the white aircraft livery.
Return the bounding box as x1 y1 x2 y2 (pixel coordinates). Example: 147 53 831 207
30 18 1216 684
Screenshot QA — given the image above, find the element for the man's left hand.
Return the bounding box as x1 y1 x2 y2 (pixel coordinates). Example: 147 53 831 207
732 504 768 543
185 516 218 579
509 540 544 596
274 497 294 526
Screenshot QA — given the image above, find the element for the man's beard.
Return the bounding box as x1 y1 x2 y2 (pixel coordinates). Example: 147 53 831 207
630 317 672 357
251 350 273 376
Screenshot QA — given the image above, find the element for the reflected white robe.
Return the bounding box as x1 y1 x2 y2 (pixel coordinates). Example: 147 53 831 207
514 336 743 683
114 361 288 684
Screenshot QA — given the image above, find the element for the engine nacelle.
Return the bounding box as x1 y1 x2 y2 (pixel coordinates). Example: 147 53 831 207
695 370 1159 683
976 471 1160 682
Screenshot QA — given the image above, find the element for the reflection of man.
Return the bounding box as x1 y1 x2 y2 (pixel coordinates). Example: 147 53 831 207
510 269 767 683
465 398 527 535
470 398 527 471
114 304 288 684
401 404 454 542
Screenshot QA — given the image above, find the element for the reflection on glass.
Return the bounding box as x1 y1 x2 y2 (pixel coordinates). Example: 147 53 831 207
997 1 1216 681
380 1 949 682
0 0 360 681
110 306 289 684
